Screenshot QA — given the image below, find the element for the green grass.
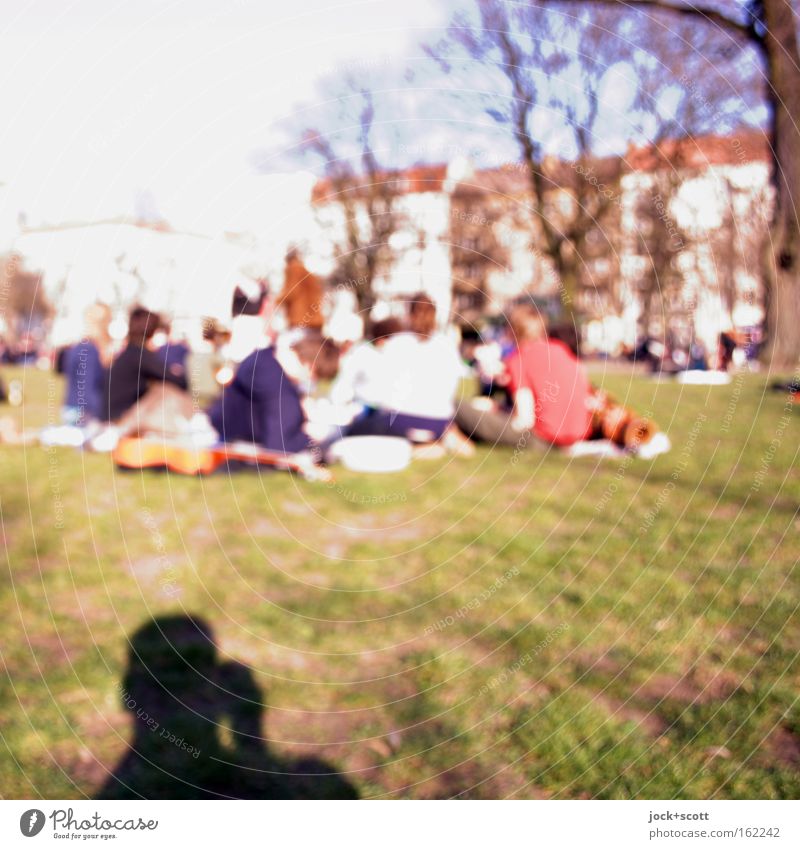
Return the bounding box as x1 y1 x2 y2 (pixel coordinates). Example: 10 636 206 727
1 364 798 799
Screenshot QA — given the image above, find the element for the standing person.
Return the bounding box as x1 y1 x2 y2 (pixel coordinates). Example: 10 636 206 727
456 304 592 449
718 331 737 372
275 250 324 333
345 294 465 444
62 303 113 425
688 340 708 371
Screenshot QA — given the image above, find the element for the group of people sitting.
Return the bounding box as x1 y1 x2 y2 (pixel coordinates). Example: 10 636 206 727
13 251 662 469
54 304 605 466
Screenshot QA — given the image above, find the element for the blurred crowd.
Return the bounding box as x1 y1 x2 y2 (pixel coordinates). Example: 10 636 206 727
0 250 726 467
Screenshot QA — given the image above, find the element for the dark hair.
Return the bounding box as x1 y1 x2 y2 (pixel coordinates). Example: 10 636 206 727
408 293 437 339
548 323 579 356
507 303 546 344
367 317 403 344
201 318 218 342
231 281 268 318
201 318 231 345
128 307 161 347
292 334 341 381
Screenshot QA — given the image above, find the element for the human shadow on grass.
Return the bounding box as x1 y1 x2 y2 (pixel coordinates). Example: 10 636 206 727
97 614 358 799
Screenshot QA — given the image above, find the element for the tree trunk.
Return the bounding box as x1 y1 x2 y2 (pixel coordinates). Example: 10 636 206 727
355 280 374 315
553 249 579 322
762 248 800 372
760 0 800 371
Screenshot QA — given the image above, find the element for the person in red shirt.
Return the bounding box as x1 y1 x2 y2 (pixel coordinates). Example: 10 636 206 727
456 304 592 449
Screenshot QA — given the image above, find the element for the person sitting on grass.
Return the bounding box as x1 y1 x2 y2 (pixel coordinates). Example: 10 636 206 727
186 318 232 408
154 319 191 385
455 303 592 450
103 307 188 423
61 302 113 426
89 308 192 451
328 317 403 413
208 332 340 456
344 294 466 448
303 317 404 449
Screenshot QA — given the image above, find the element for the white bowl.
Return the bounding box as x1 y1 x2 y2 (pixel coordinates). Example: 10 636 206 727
332 435 412 473
677 370 731 385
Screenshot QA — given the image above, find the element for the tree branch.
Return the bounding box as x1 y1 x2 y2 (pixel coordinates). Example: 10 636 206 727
552 0 763 47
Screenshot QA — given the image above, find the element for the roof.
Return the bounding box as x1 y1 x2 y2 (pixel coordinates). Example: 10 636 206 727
312 129 770 203
625 129 770 172
17 216 175 236
311 163 447 204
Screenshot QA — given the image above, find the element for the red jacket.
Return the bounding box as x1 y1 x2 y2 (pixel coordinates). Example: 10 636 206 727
505 339 592 446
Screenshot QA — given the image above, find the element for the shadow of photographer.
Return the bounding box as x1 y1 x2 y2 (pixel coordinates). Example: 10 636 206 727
98 614 358 799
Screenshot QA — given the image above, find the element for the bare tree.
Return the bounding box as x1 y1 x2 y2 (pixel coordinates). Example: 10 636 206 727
629 166 691 337
429 0 757 335
448 178 510 322
551 0 800 369
1 254 51 346
578 205 625 321
702 175 771 325
427 1 635 319
300 83 404 311
621 22 741 340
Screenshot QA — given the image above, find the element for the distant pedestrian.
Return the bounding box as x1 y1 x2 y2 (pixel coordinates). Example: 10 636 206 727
275 250 324 331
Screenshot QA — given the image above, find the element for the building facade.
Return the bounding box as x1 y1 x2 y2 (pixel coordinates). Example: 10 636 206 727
312 130 770 353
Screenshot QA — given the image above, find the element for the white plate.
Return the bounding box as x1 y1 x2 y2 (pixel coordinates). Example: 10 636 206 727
332 436 412 473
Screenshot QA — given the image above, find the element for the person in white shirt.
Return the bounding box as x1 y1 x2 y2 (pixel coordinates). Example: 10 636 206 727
329 317 403 411
346 295 465 443
306 318 402 445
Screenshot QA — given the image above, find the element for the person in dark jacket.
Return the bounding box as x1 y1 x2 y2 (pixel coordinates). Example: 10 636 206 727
208 334 339 454
104 307 187 422
62 303 112 425
155 320 191 384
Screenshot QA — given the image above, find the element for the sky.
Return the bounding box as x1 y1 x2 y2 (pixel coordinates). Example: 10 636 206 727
0 0 453 234
0 0 762 241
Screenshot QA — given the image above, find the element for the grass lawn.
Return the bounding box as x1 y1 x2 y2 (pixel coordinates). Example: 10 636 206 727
1 363 798 799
